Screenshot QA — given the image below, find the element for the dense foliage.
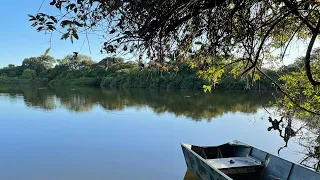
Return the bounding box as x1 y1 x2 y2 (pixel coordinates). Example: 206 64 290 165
0 54 283 90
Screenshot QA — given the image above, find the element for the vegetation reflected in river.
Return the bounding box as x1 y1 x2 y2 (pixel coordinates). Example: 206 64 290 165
0 85 272 121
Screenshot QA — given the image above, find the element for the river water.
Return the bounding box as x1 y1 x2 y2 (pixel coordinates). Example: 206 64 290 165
0 85 311 179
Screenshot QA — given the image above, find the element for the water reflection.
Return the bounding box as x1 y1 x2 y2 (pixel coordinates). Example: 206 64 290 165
267 116 320 171
0 85 319 175
0 85 272 120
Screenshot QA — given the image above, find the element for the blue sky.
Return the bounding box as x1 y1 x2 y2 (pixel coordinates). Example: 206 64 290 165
0 0 315 68
0 0 103 67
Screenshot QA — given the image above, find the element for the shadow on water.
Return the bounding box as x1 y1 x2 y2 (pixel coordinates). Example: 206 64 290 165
0 85 272 121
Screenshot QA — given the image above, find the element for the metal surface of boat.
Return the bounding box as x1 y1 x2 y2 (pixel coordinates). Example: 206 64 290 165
181 140 320 180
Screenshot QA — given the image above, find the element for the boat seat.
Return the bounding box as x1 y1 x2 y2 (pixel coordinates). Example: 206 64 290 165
206 156 262 175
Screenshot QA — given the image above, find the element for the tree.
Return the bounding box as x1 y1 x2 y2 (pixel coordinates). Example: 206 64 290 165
22 55 56 74
59 54 94 70
98 57 125 69
22 69 37 80
29 1 320 117
0 65 24 77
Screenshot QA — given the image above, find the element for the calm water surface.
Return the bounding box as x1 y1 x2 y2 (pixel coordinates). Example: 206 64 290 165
0 86 308 179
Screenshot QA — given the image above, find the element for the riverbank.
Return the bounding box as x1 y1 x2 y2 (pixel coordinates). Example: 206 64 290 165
0 61 277 91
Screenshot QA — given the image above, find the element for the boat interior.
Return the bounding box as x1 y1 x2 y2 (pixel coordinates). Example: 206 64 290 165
191 143 263 180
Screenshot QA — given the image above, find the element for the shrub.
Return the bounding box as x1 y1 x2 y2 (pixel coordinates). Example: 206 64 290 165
22 69 37 80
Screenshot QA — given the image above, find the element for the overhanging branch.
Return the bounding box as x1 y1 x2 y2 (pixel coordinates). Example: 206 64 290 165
242 11 292 76
305 17 320 86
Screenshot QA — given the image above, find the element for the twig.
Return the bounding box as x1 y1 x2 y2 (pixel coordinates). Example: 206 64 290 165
86 32 92 54
280 23 304 62
38 0 47 13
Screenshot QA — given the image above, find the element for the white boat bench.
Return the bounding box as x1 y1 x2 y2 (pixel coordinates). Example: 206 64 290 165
206 156 262 175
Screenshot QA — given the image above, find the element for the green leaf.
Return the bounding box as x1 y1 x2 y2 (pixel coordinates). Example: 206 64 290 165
194 41 202 45
28 14 36 21
37 26 44 32
61 33 70 40
73 21 83 27
49 16 58 23
124 31 132 36
31 22 38 27
60 20 73 28
228 3 235 10
43 48 51 56
203 85 212 93
72 30 79 40
110 29 116 34
47 25 56 31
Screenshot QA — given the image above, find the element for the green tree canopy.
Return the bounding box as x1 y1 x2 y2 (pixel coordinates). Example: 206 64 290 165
8 64 15 68
97 57 125 69
22 55 56 74
58 54 94 70
21 69 37 80
103 57 124 64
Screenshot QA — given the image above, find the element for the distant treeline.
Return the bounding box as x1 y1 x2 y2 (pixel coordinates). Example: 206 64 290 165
0 54 301 90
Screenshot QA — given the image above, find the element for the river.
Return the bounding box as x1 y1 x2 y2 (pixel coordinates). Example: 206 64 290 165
0 85 314 179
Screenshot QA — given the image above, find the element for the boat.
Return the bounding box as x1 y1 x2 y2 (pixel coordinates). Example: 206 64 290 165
181 140 320 180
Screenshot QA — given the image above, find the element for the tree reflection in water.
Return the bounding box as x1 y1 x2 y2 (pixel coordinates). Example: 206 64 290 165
0 85 271 119
0 85 319 171
267 116 320 171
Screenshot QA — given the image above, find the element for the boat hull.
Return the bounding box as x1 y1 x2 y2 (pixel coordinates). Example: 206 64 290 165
181 143 232 180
